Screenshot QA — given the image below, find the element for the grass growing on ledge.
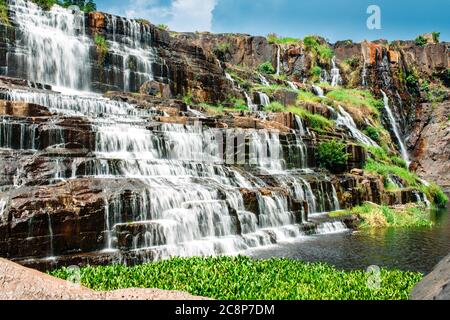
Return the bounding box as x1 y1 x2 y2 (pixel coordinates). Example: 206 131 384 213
326 88 383 116
94 35 108 65
0 0 10 26
332 203 433 229
50 256 422 300
287 106 334 133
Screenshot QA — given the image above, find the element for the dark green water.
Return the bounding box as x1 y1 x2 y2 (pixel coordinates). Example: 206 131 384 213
250 201 450 274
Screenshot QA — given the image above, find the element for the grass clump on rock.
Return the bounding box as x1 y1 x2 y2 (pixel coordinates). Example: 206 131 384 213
51 256 422 300
0 0 10 26
332 202 434 229
287 106 334 133
316 139 349 170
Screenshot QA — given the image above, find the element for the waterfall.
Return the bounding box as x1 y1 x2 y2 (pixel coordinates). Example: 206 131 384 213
8 0 92 90
287 81 298 90
276 46 281 76
0 1 349 262
333 105 379 147
320 70 330 83
381 90 410 165
258 92 270 107
225 72 235 87
361 64 368 86
258 74 270 86
244 92 258 112
47 213 55 260
330 56 342 87
312 85 325 98
0 199 6 218
105 15 158 92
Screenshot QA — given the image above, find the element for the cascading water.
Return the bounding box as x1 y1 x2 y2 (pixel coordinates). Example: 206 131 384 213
330 56 342 87
8 0 91 90
258 74 270 86
312 85 325 98
332 105 379 147
104 15 159 92
276 46 281 76
258 92 270 107
0 0 348 263
361 64 368 86
381 90 410 166
287 81 298 91
244 92 258 112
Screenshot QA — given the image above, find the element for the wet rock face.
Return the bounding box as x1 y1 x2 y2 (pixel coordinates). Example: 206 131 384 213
410 101 450 190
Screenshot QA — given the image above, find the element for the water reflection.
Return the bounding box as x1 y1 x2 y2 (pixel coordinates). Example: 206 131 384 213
249 202 450 274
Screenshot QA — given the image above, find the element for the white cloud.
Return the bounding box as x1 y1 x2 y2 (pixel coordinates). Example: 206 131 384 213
117 0 218 32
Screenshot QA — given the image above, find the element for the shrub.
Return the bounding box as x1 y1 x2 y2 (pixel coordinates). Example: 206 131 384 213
50 256 422 300
316 139 349 170
317 45 333 63
311 66 322 78
0 0 9 26
364 126 381 143
303 35 320 49
415 36 427 47
422 183 449 208
32 0 60 10
94 35 108 65
264 101 285 113
214 42 231 55
258 61 275 75
157 24 169 30
432 32 440 43
343 56 360 69
427 85 447 103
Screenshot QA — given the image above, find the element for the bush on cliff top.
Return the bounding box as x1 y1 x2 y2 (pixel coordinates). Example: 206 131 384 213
31 0 97 12
51 256 422 300
258 61 275 75
267 33 299 44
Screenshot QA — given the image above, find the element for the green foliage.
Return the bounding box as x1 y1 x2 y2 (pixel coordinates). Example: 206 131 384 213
421 183 448 208
432 32 440 43
214 42 231 55
365 158 419 187
310 66 322 78
157 24 169 30
50 256 422 300
415 36 427 47
342 203 433 229
267 33 299 44
427 85 447 103
343 56 360 69
316 139 349 170
258 61 275 75
94 34 108 65
326 88 383 115
264 101 285 113
287 107 334 133
297 90 322 103
32 0 60 10
0 0 9 26
317 45 333 63
62 0 97 12
364 126 381 144
303 35 320 49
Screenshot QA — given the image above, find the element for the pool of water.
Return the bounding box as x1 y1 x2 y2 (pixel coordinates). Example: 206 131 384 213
249 203 450 274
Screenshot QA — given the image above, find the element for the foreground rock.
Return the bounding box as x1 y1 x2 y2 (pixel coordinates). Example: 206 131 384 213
410 254 450 300
0 258 207 300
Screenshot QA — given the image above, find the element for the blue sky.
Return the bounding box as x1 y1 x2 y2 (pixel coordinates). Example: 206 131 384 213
96 0 449 42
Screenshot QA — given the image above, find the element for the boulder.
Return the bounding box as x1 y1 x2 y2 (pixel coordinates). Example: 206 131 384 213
410 254 450 300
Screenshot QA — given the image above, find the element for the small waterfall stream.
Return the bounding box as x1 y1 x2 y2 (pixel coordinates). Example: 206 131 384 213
276 46 281 76
330 56 342 87
381 90 410 165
